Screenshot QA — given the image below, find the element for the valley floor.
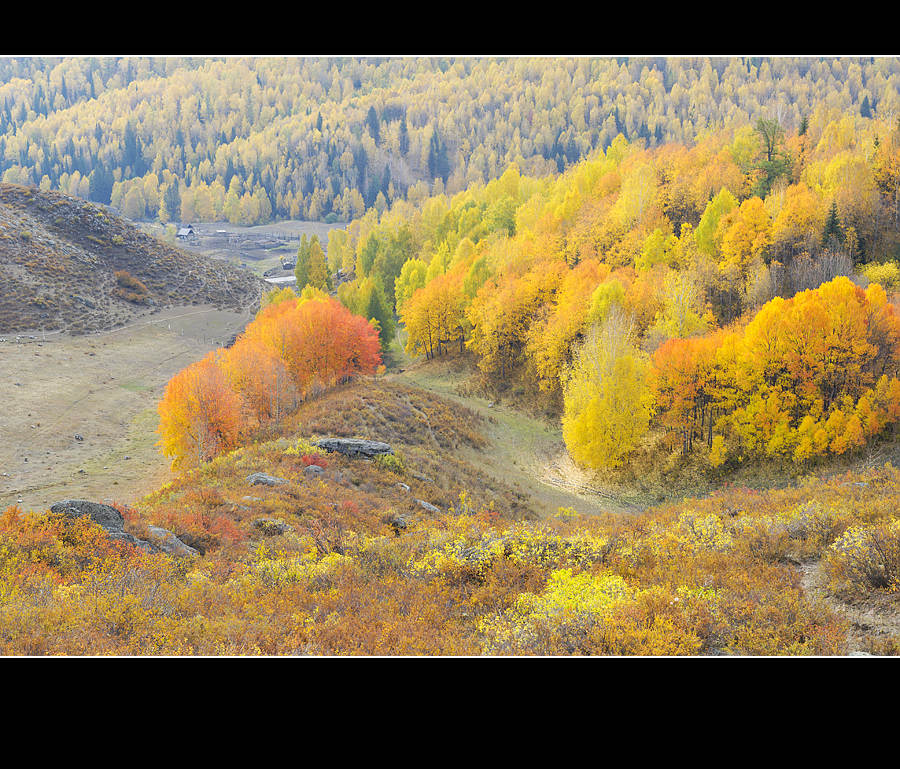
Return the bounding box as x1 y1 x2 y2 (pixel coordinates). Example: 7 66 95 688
0 304 252 513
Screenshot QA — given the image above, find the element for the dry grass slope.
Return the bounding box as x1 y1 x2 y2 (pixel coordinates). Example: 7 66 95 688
0 183 266 334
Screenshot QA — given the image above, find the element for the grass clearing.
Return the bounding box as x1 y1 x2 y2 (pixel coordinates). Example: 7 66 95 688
392 353 639 517
0 305 251 513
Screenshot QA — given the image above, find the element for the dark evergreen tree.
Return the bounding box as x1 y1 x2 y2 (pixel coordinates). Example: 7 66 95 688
162 182 181 222
398 117 409 155
357 278 395 349
427 130 450 183
822 200 843 248
861 94 872 118
366 105 380 142
354 145 368 184
123 121 140 173
88 164 114 205
224 157 236 189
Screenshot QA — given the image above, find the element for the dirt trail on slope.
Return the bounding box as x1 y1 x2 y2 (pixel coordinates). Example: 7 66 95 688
0 305 251 513
798 561 900 655
391 358 641 518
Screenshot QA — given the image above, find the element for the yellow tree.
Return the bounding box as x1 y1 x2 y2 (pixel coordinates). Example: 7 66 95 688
526 259 607 395
769 182 824 262
394 257 428 312
466 259 567 380
695 187 738 257
562 309 653 470
718 196 772 277
402 267 467 360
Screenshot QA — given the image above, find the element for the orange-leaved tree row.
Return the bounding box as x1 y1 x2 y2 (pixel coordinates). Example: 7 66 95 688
242 288 382 398
650 329 728 457
158 289 382 469
219 337 298 428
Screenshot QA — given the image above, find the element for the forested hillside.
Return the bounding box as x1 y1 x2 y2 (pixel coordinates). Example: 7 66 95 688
2 56 899 225
7 56 900 657
323 107 900 480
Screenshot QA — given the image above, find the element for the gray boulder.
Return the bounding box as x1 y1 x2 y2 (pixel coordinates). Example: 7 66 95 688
415 499 442 514
146 526 199 557
111 531 156 551
246 472 288 486
391 516 409 530
304 464 326 479
385 513 411 537
316 438 393 459
50 499 125 531
49 499 196 557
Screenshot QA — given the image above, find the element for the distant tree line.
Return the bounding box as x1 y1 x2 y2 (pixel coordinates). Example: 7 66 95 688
2 56 899 225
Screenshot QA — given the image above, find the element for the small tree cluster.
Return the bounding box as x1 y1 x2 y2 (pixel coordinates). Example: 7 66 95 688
158 291 381 468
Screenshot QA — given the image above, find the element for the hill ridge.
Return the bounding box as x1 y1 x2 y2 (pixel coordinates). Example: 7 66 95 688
0 183 265 335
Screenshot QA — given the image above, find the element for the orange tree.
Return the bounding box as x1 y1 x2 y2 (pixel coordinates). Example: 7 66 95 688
158 293 381 469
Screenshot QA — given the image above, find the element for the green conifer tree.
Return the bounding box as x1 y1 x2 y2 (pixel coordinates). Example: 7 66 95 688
822 200 843 248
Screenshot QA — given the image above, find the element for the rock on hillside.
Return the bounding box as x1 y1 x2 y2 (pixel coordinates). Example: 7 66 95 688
316 438 394 458
49 499 197 556
0 183 266 334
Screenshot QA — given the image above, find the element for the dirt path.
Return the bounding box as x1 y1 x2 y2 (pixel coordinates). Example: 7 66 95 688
391 357 641 518
798 561 900 655
0 305 252 513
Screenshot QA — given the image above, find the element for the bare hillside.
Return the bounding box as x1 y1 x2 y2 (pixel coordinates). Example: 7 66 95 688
0 183 265 334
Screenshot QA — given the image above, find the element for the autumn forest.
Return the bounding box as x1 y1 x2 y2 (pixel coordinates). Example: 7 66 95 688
3 56 900 657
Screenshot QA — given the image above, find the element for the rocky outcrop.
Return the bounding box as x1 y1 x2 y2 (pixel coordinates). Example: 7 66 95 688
146 525 199 557
316 438 393 459
246 472 288 486
391 516 409 532
50 499 126 531
49 499 197 557
384 512 411 537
